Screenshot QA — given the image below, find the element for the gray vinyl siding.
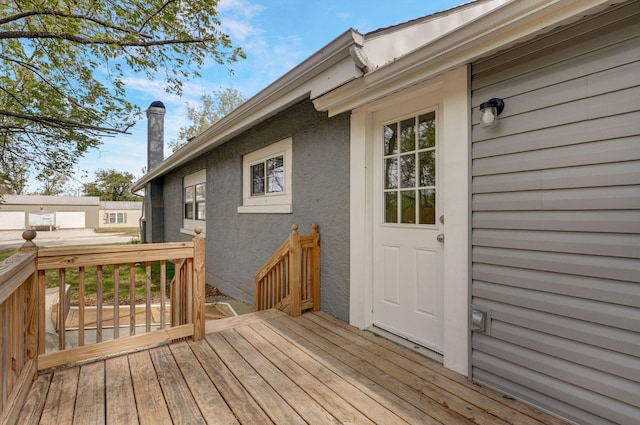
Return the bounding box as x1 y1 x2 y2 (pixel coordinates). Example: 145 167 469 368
470 3 640 425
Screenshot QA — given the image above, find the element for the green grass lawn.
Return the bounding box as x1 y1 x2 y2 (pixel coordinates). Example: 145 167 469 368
1 248 175 305
94 227 140 237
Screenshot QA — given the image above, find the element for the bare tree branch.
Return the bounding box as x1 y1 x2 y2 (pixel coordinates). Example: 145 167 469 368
0 9 150 39
0 109 129 133
0 31 213 46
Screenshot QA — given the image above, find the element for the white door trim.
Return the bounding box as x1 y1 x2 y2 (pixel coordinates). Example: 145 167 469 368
349 66 470 376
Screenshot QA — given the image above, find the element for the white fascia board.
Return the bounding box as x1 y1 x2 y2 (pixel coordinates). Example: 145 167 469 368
132 30 363 192
362 0 509 69
314 0 622 116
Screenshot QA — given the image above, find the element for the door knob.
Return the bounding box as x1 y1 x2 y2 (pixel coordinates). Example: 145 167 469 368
436 234 444 243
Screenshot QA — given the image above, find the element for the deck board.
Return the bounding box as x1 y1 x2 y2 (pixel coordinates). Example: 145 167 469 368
17 310 569 425
74 362 105 425
128 350 172 425
39 367 78 424
168 342 239 425
299 313 515 425
237 324 379 425
105 356 139 425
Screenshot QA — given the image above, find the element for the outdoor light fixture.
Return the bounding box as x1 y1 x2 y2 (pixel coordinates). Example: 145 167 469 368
479 98 505 128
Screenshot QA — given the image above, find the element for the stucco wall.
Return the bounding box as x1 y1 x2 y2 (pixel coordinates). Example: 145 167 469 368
162 99 351 320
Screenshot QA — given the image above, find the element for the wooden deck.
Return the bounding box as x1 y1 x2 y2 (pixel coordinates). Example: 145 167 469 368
18 310 568 425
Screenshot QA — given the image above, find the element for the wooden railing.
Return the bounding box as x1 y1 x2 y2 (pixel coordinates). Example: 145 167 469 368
255 224 320 316
35 232 205 370
0 242 38 425
0 228 205 381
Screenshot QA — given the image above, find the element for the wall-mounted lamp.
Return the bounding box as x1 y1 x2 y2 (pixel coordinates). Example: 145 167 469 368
479 98 505 128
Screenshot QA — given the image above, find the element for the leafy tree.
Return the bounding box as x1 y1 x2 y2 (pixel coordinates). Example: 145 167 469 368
0 144 29 194
83 169 141 201
168 88 245 152
36 169 68 196
0 1 245 178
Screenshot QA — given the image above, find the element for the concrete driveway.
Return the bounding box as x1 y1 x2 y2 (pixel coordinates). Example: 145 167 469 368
0 228 139 250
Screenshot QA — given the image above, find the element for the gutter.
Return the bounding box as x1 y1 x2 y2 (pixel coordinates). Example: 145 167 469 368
132 29 364 192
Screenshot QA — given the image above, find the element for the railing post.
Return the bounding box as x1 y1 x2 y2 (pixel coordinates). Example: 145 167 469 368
289 224 302 317
192 227 205 340
19 230 39 374
311 223 321 312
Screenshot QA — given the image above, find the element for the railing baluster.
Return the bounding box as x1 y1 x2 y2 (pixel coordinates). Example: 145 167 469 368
186 258 193 325
96 265 103 343
37 271 45 355
1 299 7 408
58 268 66 350
113 265 119 339
129 264 135 336
160 260 166 330
145 261 151 333
311 223 321 311
13 285 24 377
78 267 85 347
171 259 182 326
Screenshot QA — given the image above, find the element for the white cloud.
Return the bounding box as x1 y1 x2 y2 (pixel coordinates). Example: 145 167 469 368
221 18 262 42
217 0 265 18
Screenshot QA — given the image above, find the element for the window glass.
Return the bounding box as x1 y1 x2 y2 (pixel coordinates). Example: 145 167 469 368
383 112 436 225
251 163 265 196
195 183 206 220
184 186 194 219
384 124 397 155
266 155 284 193
418 112 436 149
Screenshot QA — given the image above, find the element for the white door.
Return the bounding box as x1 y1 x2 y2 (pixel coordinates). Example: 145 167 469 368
55 211 86 229
0 211 25 230
372 109 444 352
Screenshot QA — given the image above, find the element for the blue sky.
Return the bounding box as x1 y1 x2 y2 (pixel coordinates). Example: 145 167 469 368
66 0 467 193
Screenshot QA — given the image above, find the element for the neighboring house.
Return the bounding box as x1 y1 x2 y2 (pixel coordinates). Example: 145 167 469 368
98 201 143 228
133 1 640 424
0 196 141 230
0 195 100 230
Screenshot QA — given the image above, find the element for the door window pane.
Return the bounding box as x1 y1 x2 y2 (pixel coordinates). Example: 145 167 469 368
419 151 436 187
418 112 436 149
384 124 397 155
401 190 416 224
400 118 415 153
419 189 436 224
384 157 398 189
384 192 398 223
400 154 415 188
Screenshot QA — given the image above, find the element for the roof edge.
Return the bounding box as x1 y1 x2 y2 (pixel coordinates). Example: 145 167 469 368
132 29 363 191
314 0 622 115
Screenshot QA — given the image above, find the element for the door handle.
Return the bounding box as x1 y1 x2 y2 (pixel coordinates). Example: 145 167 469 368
436 234 444 243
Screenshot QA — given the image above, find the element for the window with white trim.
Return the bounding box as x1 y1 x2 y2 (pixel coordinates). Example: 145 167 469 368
238 137 292 213
104 212 127 224
182 170 206 236
108 212 126 224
